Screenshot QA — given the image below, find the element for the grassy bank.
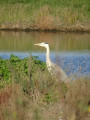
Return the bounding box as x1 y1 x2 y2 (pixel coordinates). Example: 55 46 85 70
0 0 90 31
0 55 90 120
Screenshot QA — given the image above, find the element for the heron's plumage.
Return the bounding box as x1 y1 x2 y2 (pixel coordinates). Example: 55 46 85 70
34 42 68 82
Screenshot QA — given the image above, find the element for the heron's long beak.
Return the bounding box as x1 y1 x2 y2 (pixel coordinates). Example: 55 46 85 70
34 43 42 46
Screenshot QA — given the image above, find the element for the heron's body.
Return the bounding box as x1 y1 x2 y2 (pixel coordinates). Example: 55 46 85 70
34 42 68 81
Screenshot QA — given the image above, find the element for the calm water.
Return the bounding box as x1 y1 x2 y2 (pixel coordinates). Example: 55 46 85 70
0 31 90 77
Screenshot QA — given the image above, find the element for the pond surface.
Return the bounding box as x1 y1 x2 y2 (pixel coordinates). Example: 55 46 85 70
0 31 90 78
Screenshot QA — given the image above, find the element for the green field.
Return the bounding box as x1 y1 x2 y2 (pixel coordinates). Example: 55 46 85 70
0 0 90 31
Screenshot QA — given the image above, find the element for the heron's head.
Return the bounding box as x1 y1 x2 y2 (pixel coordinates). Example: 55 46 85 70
34 42 49 48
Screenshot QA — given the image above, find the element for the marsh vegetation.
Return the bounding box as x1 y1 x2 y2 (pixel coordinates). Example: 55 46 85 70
0 0 90 31
0 55 90 120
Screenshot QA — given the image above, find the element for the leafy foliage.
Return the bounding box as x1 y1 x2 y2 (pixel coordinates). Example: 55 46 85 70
0 55 46 88
0 59 10 80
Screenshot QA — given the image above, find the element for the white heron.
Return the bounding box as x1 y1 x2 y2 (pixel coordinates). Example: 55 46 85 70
34 42 68 82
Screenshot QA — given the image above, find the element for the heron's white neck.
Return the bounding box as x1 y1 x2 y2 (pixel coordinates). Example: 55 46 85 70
46 46 52 67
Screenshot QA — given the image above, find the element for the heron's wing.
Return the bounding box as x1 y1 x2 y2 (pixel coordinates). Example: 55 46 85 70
49 64 68 82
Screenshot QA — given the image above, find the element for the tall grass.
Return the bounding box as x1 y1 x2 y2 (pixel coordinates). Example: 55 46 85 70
0 0 90 31
0 55 90 120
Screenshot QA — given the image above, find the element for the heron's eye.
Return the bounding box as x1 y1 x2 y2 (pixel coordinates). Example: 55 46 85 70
44 42 48 44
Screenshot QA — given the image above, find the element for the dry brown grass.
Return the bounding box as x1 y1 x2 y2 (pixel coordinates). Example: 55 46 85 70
32 5 55 30
0 83 29 120
62 78 90 120
0 85 12 105
0 77 90 120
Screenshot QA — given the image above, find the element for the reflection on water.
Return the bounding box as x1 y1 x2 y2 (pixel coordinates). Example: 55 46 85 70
0 31 90 51
0 31 90 77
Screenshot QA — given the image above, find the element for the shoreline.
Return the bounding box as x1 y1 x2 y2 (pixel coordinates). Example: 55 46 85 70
0 27 90 33
0 23 90 33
